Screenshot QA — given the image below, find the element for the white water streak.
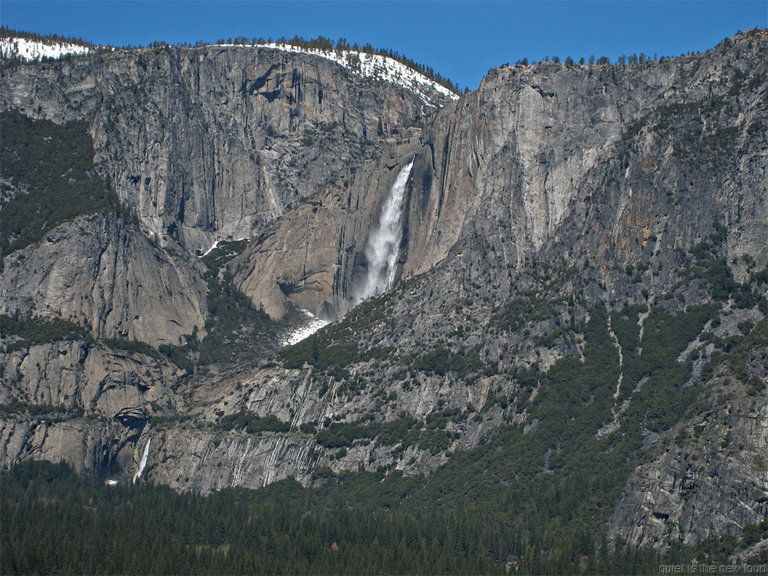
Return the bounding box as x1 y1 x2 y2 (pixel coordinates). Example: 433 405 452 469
199 239 220 257
281 309 330 346
132 437 151 484
356 162 413 302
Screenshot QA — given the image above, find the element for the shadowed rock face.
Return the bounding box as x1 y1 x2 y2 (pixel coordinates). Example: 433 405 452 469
1 32 767 552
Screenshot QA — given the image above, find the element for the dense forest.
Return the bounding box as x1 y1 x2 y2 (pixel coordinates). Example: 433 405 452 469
2 459 766 575
0 110 121 261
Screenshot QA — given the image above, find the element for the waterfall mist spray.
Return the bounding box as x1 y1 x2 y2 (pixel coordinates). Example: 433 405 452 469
355 161 414 303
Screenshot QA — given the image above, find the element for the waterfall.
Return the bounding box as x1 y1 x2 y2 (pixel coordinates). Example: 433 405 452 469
355 161 413 303
281 309 330 346
133 437 151 484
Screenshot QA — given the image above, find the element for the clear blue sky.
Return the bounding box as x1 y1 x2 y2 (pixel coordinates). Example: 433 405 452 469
1 1 766 90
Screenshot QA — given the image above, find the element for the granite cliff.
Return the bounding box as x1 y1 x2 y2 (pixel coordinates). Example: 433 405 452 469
1 31 767 556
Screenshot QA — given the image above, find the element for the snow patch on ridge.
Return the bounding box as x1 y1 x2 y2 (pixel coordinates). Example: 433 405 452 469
1 37 90 62
220 42 459 107
2 36 458 107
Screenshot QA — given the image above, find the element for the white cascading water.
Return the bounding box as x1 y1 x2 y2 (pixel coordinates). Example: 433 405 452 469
281 309 330 346
132 437 151 484
355 161 414 303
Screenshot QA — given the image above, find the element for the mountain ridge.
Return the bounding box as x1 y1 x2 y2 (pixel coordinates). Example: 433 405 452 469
0 28 766 562
0 30 458 107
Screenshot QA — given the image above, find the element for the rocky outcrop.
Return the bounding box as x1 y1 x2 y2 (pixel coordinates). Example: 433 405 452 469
0 214 206 346
609 346 768 549
135 361 501 493
0 339 182 413
148 428 318 492
0 336 185 479
0 417 137 476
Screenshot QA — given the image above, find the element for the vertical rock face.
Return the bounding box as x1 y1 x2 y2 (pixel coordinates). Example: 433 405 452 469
0 339 180 412
1 44 436 320
0 418 132 476
231 139 422 319
1 31 767 554
225 36 767 320
1 45 429 253
0 337 182 478
402 65 626 276
0 214 206 346
401 33 768 280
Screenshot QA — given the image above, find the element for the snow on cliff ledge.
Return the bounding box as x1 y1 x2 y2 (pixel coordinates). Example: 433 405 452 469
1 36 459 108
1 37 90 61
225 42 460 108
